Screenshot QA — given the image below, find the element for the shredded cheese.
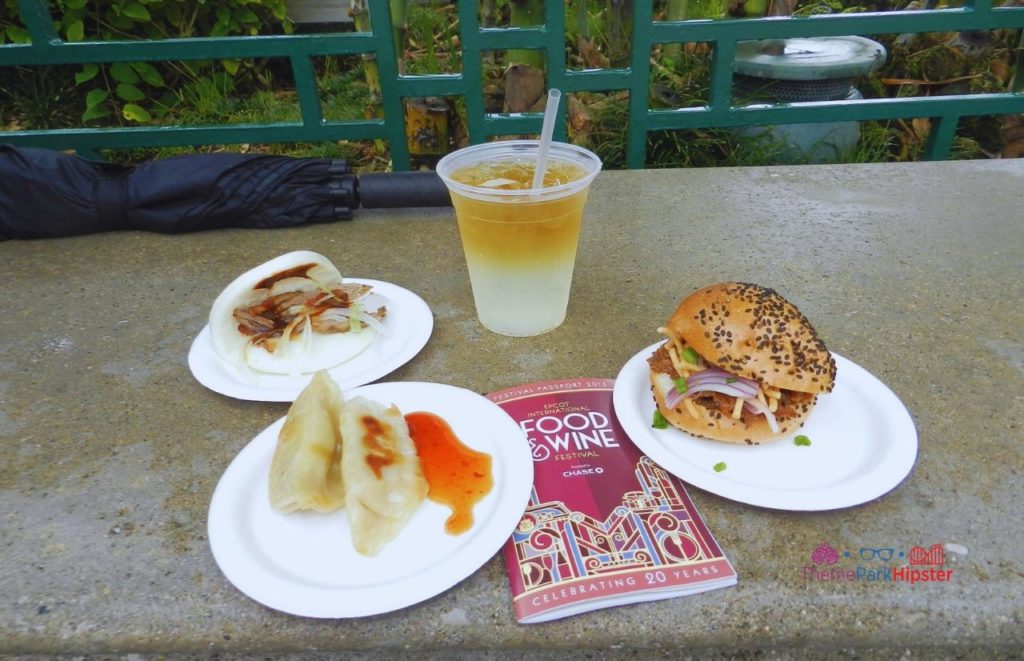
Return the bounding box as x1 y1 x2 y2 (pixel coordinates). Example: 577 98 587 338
731 397 744 420
684 398 700 420
669 348 700 379
657 326 685 358
668 345 683 372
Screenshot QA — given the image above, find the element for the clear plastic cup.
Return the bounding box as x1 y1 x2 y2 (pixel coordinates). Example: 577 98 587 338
436 141 602 337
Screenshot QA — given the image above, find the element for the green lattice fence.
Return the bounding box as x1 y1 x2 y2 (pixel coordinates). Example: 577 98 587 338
2 0 1023 168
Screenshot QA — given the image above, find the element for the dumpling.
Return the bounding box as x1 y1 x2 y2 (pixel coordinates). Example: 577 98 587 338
339 397 428 556
268 370 345 513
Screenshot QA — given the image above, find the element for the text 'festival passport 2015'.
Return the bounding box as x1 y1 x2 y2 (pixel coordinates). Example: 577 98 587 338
487 378 737 624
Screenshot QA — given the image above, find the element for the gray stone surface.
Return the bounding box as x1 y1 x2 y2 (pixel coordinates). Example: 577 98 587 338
1 160 1021 656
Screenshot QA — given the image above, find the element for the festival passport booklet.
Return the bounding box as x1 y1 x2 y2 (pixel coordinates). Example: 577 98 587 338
487 378 737 624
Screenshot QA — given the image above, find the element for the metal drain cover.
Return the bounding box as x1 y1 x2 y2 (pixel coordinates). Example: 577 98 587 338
734 36 887 80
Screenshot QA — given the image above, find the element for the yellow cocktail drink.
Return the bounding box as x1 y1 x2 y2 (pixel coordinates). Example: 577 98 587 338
436 142 602 336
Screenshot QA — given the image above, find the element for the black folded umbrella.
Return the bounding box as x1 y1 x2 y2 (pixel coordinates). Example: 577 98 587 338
0 145 451 240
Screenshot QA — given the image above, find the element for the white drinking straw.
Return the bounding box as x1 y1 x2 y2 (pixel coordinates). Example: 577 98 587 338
531 88 562 190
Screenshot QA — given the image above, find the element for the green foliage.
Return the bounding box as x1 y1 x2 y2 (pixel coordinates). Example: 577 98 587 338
0 64 82 128
3 0 294 126
403 1 460 74
319 63 375 121
2 0 30 43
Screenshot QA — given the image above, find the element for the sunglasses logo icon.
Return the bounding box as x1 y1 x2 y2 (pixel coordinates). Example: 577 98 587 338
859 547 897 561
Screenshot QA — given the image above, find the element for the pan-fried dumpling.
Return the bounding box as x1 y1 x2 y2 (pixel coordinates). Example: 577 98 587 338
268 370 345 513
339 396 428 556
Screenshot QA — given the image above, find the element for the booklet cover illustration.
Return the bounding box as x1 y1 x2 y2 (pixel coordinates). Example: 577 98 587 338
488 378 737 623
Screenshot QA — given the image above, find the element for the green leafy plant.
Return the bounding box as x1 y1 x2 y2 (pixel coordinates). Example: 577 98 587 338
38 0 293 125
2 1 30 43
404 1 460 75
0 65 81 128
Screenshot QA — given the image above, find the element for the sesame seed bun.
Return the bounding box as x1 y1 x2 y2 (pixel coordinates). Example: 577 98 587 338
667 282 836 394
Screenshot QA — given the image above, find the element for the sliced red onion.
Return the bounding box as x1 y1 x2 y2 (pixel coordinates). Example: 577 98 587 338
743 398 780 433
664 367 761 408
664 365 779 433
687 368 760 398
665 383 754 409
686 383 756 400
685 367 732 383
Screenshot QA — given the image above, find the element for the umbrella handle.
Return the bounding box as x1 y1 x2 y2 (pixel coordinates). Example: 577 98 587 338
357 172 451 209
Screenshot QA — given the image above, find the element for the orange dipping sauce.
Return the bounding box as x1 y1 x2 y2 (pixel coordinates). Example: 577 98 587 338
405 411 493 535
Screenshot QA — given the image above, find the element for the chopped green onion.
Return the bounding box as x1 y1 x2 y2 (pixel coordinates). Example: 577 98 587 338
713 461 727 472
726 377 737 383
652 410 669 429
682 347 699 364
673 377 688 393
794 435 811 446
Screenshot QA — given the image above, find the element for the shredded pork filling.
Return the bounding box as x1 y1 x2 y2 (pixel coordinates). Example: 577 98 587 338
233 281 385 352
648 342 811 426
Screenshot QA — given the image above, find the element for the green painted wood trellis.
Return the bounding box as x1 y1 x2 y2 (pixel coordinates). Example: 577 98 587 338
2 0 1023 169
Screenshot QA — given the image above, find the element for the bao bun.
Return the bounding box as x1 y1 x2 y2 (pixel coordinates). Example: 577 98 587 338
649 282 836 445
209 251 377 375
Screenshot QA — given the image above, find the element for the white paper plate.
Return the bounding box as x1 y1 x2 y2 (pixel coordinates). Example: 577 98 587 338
207 381 533 618
189 279 433 402
613 343 918 511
